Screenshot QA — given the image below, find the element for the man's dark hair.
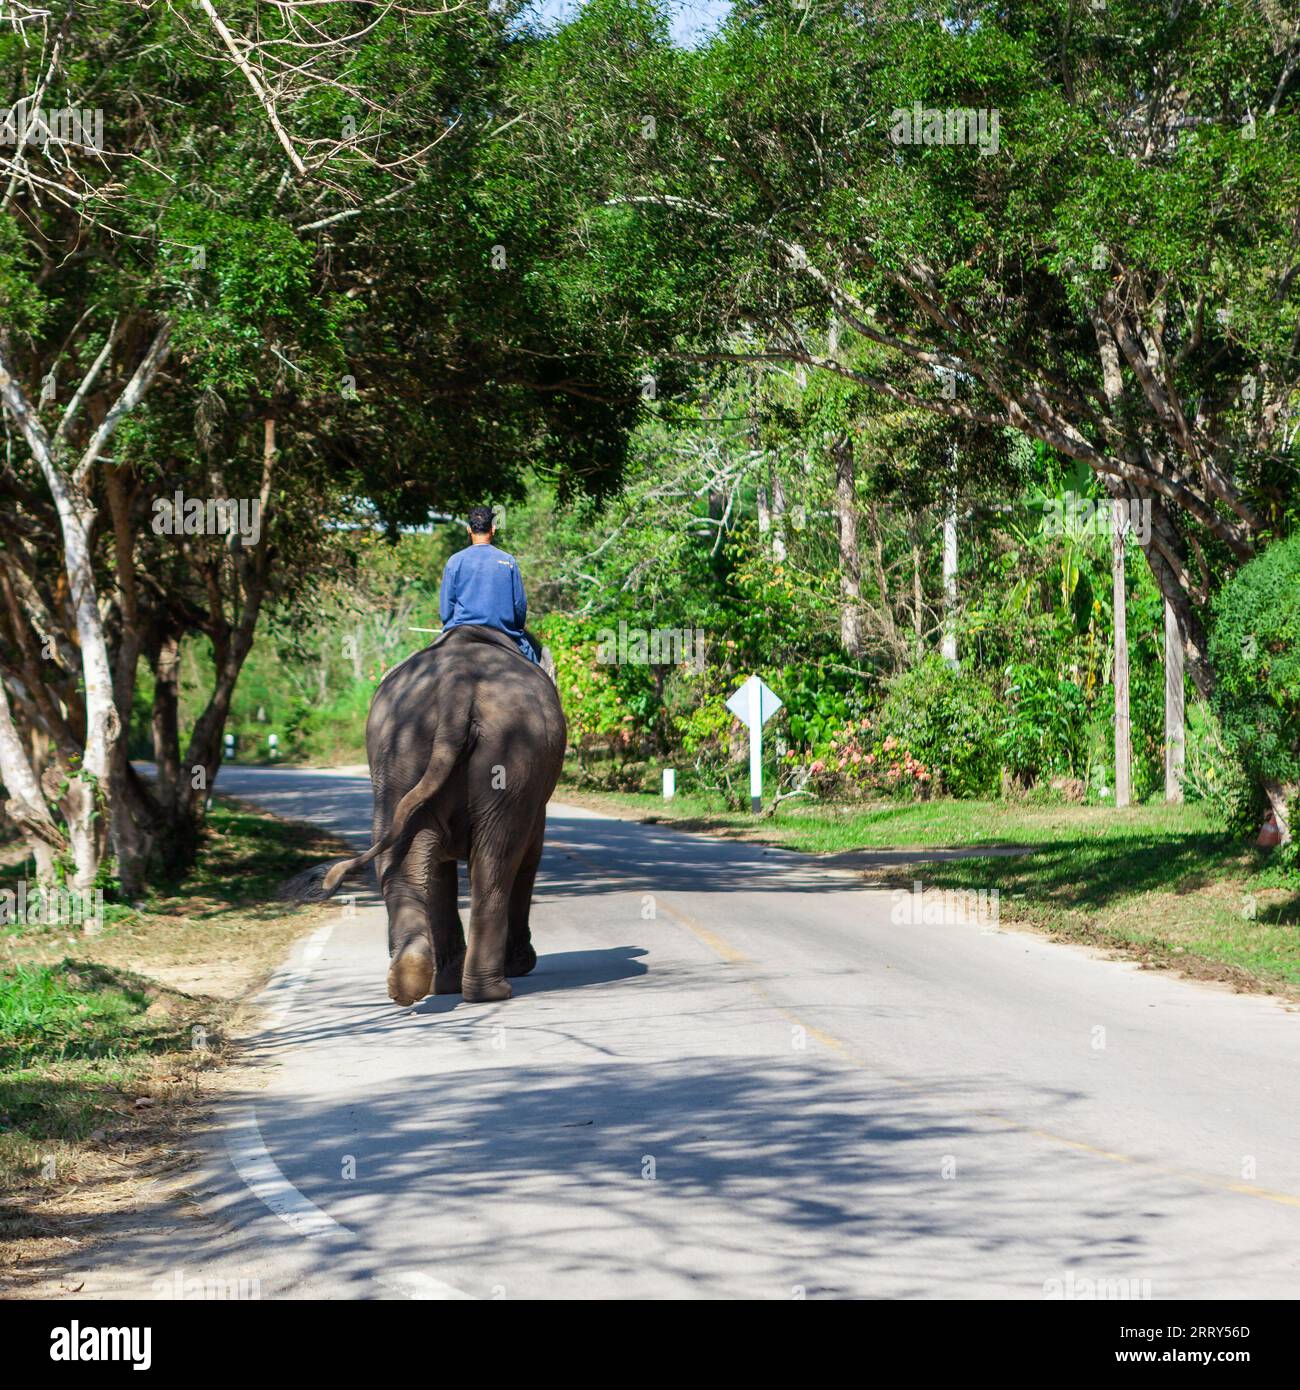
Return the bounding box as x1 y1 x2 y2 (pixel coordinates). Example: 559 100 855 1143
467 505 495 535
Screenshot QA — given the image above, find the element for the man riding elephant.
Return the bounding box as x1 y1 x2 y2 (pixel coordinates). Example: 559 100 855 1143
439 505 541 664
285 508 564 1006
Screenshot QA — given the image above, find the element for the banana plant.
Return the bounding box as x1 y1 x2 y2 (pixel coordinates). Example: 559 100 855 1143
1005 457 1110 637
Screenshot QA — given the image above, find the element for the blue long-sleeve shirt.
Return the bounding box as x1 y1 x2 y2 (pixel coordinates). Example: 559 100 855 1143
439 542 527 644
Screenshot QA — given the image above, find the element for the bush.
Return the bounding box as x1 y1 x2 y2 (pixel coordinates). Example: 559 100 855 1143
537 613 651 775
997 661 1089 784
1180 699 1253 828
878 656 1002 797
1208 533 1300 819
778 663 870 746
792 719 935 800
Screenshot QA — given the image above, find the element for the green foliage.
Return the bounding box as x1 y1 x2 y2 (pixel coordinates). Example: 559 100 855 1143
998 662 1089 782
536 612 648 763
1181 699 1254 830
278 682 376 767
127 1 1282 826
779 666 861 747
0 213 47 336
162 203 347 396
878 656 1002 798
1208 532 1300 794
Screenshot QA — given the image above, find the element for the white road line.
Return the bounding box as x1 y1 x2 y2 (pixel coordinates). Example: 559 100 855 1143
257 921 335 1028
226 1105 343 1239
226 1105 475 1298
376 1269 474 1301
227 919 476 1299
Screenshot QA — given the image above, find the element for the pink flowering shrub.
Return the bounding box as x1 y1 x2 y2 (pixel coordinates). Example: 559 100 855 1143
789 717 935 800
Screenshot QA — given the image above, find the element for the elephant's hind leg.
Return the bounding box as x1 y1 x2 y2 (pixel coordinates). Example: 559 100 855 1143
462 844 526 1003
431 859 467 994
505 820 543 978
381 827 438 1006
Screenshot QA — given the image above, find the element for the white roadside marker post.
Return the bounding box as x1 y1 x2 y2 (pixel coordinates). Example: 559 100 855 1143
662 768 675 800
747 678 761 812
726 674 783 814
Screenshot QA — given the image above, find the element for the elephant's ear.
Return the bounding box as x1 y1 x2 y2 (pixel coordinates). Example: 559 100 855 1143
541 646 557 684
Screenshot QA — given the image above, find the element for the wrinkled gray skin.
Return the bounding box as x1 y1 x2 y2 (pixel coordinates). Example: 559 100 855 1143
287 625 565 1006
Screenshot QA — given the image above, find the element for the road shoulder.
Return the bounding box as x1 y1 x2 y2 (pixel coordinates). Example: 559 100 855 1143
0 796 350 1299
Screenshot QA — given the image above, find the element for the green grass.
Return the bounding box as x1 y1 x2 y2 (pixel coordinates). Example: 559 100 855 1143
559 779 1228 852
0 959 210 1216
145 800 349 910
0 961 203 1163
904 828 1300 987
0 962 158 1069
560 778 1300 995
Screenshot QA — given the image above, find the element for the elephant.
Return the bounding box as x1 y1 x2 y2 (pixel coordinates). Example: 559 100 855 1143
284 624 566 1006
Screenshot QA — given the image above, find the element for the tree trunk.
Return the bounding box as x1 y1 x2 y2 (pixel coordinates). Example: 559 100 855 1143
54 494 118 887
169 413 279 860
832 433 863 657
941 484 958 668
868 502 905 672
770 469 787 562
1087 312 1216 700
151 629 183 812
0 680 65 882
105 467 156 893
1164 598 1185 804
0 324 170 889
1264 780 1297 845
146 629 200 875
1112 499 1132 809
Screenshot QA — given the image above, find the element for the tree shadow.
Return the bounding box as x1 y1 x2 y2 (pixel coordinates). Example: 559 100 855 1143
885 831 1299 920
83 1050 1297 1299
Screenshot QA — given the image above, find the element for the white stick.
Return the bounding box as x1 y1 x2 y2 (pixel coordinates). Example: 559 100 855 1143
748 680 762 813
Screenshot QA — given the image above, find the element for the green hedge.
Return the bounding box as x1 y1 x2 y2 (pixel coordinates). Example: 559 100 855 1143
1208 532 1300 797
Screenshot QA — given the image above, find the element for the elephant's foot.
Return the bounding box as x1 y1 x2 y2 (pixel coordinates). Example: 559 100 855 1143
387 942 434 1006
434 950 466 995
461 973 512 1004
505 942 537 978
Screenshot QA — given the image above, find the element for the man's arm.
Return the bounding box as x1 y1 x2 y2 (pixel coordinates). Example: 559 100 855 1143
439 554 459 625
512 559 527 630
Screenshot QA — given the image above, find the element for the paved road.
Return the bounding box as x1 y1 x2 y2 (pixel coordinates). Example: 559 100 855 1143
83 766 1300 1299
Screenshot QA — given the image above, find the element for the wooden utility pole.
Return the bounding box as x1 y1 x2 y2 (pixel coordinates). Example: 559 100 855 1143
1112 499 1131 808
1164 598 1185 802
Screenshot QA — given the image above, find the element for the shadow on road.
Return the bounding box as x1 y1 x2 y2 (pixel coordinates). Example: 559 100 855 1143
96 1047 1245 1299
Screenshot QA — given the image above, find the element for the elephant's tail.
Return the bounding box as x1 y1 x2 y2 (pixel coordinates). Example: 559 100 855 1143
279 713 470 903
278 859 365 903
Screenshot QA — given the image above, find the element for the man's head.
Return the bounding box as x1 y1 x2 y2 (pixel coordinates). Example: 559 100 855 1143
466 505 496 542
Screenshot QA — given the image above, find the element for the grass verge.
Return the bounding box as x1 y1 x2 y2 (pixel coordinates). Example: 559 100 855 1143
0 798 349 1295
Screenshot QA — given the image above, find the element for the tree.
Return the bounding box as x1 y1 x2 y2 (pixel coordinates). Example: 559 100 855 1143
513 0 1300 698
0 1 662 889
1207 531 1300 843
